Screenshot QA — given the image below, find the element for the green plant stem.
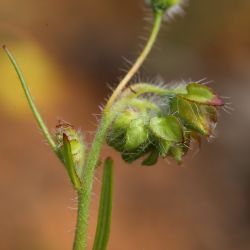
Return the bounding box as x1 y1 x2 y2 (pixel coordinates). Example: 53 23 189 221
2 45 57 152
93 157 113 250
72 84 162 249
73 100 129 250
73 116 111 250
73 11 164 250
104 10 163 112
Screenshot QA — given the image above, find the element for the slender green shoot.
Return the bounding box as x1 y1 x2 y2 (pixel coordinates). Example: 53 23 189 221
73 104 126 250
93 157 113 250
2 45 57 152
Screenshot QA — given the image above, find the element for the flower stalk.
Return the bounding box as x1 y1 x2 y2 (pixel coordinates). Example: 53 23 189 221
104 10 163 111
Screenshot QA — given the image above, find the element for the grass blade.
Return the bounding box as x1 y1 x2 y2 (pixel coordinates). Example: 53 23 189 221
93 157 113 250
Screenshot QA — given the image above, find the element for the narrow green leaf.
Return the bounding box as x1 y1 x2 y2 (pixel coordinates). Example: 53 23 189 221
2 45 57 152
93 157 113 250
63 134 81 190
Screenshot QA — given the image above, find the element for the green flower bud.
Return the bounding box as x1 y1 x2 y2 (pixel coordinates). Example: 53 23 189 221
106 109 139 151
107 108 150 155
145 0 183 13
54 121 86 180
124 118 149 151
112 109 136 131
149 115 183 159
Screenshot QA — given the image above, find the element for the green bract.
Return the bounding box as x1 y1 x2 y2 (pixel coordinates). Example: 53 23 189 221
170 97 211 135
106 82 224 165
179 83 224 106
149 116 183 142
125 118 148 150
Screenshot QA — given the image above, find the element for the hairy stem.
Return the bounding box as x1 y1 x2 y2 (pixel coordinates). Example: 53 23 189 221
73 11 164 250
2 45 57 152
73 116 111 250
104 10 163 111
73 99 130 249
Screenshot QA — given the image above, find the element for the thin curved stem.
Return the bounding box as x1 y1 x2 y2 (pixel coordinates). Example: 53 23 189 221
104 10 163 112
2 45 57 152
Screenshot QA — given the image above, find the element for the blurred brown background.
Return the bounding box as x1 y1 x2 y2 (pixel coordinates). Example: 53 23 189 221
0 0 250 249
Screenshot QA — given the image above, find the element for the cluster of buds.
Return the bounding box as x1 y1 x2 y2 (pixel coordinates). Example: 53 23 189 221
106 82 224 165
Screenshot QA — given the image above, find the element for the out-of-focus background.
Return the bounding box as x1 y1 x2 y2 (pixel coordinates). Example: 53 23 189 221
0 0 250 249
